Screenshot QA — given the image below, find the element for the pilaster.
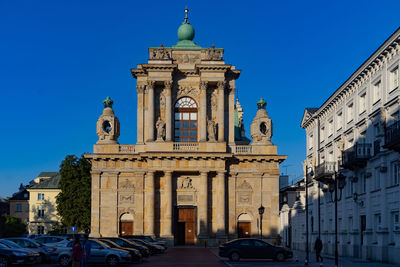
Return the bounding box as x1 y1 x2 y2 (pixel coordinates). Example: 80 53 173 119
217 81 225 142
216 171 226 238
200 81 207 142
198 171 208 238
147 81 155 142
161 171 173 238
136 84 145 144
144 171 155 237
164 81 172 142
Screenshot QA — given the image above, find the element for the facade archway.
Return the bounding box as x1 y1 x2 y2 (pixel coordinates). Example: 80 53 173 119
237 213 252 238
119 213 134 236
174 97 198 142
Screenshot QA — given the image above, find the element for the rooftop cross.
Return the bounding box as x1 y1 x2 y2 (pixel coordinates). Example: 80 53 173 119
103 96 113 108
257 98 267 110
184 6 189 23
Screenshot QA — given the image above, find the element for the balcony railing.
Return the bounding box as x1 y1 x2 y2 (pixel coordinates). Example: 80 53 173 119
342 143 372 170
173 142 199 151
314 161 336 183
384 120 400 152
119 145 135 153
234 145 253 154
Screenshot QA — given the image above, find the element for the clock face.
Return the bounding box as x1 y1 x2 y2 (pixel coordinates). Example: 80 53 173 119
102 120 112 133
260 122 268 135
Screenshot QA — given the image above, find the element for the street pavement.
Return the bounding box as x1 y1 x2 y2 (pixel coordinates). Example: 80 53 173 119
35 247 400 267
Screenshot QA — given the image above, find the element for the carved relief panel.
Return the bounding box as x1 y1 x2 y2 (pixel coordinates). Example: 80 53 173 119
236 180 253 206
118 178 136 207
155 85 166 123
176 176 198 205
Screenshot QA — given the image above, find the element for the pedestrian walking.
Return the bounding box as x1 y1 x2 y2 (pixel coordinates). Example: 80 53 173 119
314 237 323 262
71 236 83 267
82 235 91 267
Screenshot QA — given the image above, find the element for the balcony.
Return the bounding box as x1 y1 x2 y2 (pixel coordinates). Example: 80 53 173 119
314 161 336 183
172 142 199 151
234 145 253 154
383 120 400 152
342 143 372 170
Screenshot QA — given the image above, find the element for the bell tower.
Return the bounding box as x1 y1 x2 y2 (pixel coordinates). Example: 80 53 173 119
96 96 120 144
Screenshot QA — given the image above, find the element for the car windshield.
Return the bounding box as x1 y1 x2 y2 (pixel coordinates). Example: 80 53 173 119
0 243 8 249
29 239 43 247
95 240 110 248
0 240 20 248
101 240 117 248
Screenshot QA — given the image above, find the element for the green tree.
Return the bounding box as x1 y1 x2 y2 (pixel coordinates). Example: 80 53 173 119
56 155 91 232
48 222 67 235
1 216 26 237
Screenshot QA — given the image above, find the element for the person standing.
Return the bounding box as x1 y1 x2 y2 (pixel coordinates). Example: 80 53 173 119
71 236 83 267
82 235 91 267
314 237 323 262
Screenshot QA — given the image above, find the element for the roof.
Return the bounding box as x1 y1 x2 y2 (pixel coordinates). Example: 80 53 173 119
29 173 61 189
9 189 29 201
37 172 58 178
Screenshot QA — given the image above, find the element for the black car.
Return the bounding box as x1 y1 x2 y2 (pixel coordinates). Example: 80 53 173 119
128 239 165 255
124 235 168 249
99 239 142 263
0 242 39 266
0 239 40 265
100 238 150 258
219 238 293 262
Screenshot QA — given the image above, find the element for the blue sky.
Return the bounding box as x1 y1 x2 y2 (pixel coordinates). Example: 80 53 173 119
1 0 399 197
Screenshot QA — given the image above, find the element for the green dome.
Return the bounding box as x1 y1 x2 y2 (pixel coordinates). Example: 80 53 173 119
178 22 195 41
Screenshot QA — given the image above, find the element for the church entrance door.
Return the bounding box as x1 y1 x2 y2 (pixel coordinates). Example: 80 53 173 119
176 207 196 245
238 222 251 238
120 222 133 236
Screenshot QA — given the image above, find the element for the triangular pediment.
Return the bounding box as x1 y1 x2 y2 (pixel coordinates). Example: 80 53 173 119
300 108 318 128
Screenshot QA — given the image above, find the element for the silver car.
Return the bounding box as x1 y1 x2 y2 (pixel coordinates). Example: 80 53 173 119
56 239 131 267
34 236 71 248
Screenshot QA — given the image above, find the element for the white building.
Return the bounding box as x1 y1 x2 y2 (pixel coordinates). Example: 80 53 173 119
298 28 400 264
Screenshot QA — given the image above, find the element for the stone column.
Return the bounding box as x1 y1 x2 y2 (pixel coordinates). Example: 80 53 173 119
136 84 145 144
161 171 173 238
144 171 155 237
147 80 155 142
198 171 208 237
90 171 101 237
164 81 172 142
199 82 208 142
217 81 225 142
228 80 235 145
216 171 226 238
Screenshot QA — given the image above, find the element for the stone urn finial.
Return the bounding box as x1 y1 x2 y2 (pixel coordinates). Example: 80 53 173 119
103 96 114 108
256 98 266 110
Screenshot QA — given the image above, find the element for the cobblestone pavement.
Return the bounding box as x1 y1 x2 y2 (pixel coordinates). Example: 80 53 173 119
34 248 400 267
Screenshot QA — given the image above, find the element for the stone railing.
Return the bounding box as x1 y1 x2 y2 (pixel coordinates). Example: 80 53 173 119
119 145 135 153
173 142 199 151
234 145 253 154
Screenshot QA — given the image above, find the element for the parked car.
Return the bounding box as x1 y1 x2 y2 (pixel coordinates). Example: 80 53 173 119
5 238 58 263
34 236 71 247
0 242 40 266
99 239 142 263
219 238 293 262
0 239 40 264
100 238 150 258
128 238 165 255
56 239 132 267
124 235 168 248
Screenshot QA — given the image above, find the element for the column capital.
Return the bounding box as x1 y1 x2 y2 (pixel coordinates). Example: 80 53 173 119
217 81 226 90
147 80 155 89
200 171 208 175
200 81 208 90
146 170 155 175
164 170 173 175
164 80 172 90
136 84 145 94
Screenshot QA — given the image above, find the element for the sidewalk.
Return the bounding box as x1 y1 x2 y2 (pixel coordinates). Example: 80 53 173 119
293 250 400 267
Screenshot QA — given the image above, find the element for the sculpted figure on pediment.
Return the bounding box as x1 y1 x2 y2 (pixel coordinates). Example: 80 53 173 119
207 119 216 142
177 84 199 99
120 179 135 190
180 177 194 189
151 45 171 60
204 45 223 60
156 116 166 141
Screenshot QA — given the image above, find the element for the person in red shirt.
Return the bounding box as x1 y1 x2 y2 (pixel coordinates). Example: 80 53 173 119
71 236 83 267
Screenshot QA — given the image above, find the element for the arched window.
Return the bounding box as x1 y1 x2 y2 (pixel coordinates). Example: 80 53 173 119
174 97 197 142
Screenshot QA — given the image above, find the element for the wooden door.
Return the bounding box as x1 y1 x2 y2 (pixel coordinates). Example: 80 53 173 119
238 222 251 238
177 208 196 245
120 221 133 236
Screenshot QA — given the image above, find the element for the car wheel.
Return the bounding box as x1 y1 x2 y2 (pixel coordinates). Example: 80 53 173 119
229 252 240 262
275 252 285 262
106 255 119 266
0 256 9 267
59 255 70 267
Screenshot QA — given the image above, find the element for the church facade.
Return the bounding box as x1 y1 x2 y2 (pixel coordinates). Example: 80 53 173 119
86 10 286 246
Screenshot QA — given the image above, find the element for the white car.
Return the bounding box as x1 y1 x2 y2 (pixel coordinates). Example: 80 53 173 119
34 236 71 248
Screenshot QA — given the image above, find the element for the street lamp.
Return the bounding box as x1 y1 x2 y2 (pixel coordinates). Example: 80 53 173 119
305 166 314 265
258 205 265 240
327 172 346 267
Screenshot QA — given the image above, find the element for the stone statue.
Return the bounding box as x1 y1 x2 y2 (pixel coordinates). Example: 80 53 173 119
207 119 216 142
156 116 165 141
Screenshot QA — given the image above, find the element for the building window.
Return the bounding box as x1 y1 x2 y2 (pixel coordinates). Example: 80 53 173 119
37 226 44 235
337 112 342 131
16 204 22 212
320 127 325 143
328 120 333 137
174 97 198 142
23 193 28 199
372 168 380 191
392 211 400 231
348 217 353 233
373 80 381 103
26 204 29 212
391 161 400 186
37 206 45 218
390 66 399 91
308 134 313 150
347 103 353 123
38 193 44 201
360 173 366 194
359 93 366 114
